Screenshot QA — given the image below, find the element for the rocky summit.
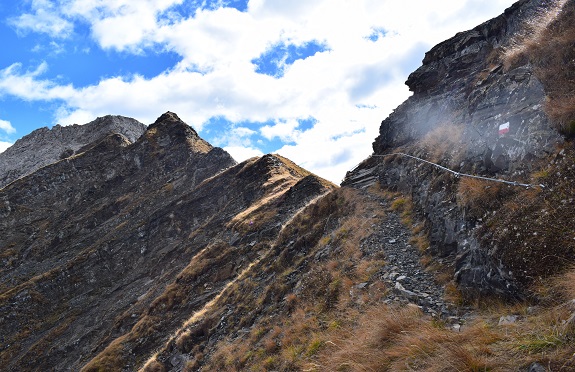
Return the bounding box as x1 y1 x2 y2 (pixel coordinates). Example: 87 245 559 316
2 0 575 371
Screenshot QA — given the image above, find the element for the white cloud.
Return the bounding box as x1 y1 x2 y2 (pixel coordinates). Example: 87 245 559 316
68 0 186 52
260 119 301 143
0 141 13 153
2 0 517 182
9 0 74 38
0 119 16 134
212 125 258 148
224 145 264 163
0 62 75 101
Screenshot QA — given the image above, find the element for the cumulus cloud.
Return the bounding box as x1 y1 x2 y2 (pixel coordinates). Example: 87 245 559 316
1 0 516 182
224 145 264 163
260 120 302 143
0 119 16 134
0 62 75 100
211 125 258 148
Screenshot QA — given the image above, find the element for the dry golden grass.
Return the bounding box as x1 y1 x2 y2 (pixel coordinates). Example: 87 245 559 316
503 0 575 136
409 234 430 253
81 335 127 372
418 123 465 165
456 177 509 219
140 359 166 372
444 281 464 306
553 267 575 301
502 0 568 68
317 305 499 371
315 291 575 371
198 187 396 371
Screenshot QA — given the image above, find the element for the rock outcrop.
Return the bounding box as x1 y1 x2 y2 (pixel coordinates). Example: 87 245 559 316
344 0 565 298
0 115 147 188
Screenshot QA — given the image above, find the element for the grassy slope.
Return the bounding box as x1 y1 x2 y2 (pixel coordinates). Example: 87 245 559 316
182 184 575 371
80 155 336 371
188 3 575 369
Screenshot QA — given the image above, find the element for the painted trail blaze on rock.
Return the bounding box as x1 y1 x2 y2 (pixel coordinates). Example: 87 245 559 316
498 122 510 135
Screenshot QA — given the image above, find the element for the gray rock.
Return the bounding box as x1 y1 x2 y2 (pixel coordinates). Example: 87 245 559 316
0 115 147 188
498 315 519 326
528 362 546 372
343 0 556 299
389 272 400 280
0 112 338 371
394 282 419 300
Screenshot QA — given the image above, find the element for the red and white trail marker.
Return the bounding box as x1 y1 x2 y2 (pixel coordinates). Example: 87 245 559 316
499 122 510 135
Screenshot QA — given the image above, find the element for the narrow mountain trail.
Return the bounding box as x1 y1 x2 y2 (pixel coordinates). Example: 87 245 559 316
356 183 468 325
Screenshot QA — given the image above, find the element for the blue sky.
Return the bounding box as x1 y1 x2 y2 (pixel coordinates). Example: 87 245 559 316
0 0 516 182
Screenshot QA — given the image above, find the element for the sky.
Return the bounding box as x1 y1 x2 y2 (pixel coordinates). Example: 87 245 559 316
0 0 517 183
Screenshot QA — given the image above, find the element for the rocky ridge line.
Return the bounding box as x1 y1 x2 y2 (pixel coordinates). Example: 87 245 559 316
0 115 147 188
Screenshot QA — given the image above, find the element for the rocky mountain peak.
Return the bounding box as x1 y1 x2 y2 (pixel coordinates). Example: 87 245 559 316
0 114 147 188
0 110 336 370
406 0 543 96
142 111 212 154
2 1 575 370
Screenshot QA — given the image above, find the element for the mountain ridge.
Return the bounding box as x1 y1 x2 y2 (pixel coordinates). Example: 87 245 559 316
0 111 337 371
0 115 147 189
2 0 575 370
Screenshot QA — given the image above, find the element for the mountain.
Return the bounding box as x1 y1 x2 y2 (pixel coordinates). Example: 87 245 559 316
2 0 575 370
0 115 147 188
0 111 335 370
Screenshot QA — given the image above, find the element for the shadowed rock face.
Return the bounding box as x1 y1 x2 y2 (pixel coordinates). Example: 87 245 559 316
345 0 564 298
0 115 147 189
0 112 335 371
374 0 561 171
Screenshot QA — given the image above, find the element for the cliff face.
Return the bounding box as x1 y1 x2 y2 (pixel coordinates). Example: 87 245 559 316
344 0 568 298
0 115 147 188
0 112 336 370
375 0 561 168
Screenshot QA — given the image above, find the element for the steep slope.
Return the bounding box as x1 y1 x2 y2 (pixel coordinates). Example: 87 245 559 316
3 0 575 370
138 186 457 371
0 111 336 371
0 112 236 370
344 0 575 298
82 155 335 371
0 115 147 188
